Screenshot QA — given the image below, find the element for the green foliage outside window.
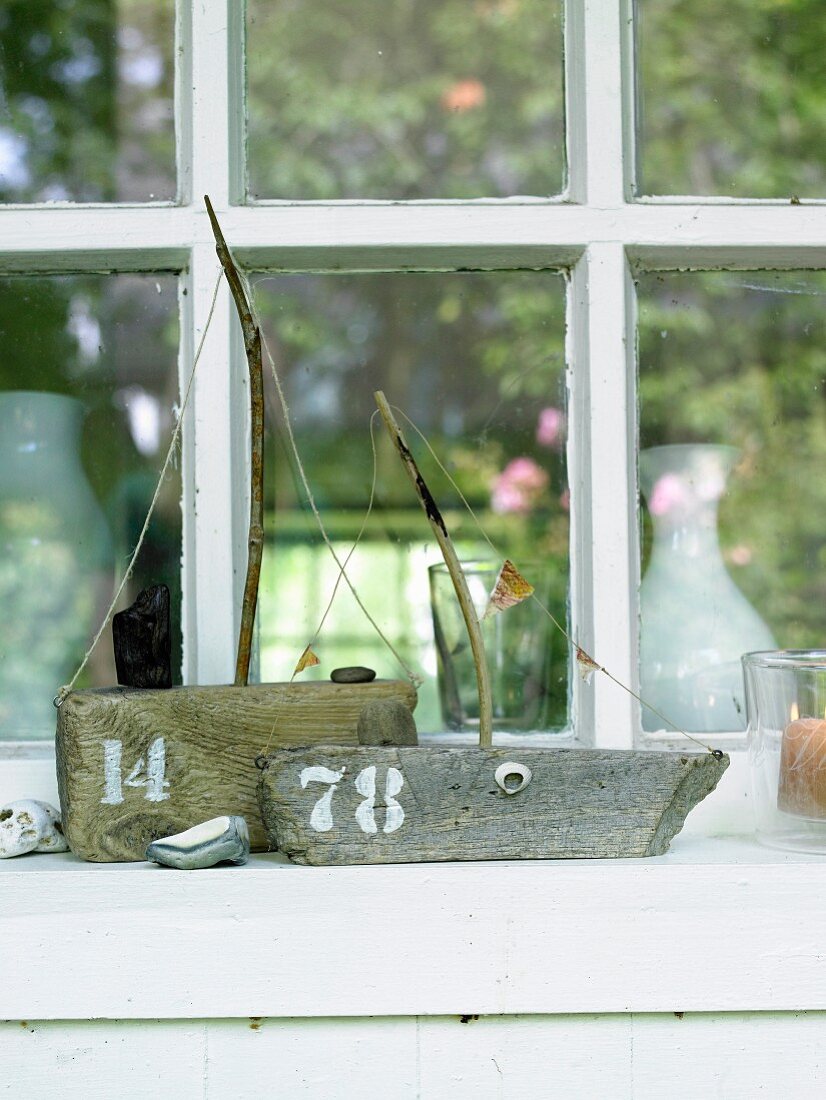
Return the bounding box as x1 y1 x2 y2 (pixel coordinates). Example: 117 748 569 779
4 0 826 724
246 0 565 200
638 0 826 196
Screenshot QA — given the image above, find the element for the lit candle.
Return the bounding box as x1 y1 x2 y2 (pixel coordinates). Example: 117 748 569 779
778 704 826 818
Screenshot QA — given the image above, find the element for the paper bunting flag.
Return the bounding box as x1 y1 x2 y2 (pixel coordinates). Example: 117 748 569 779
575 646 601 684
483 559 535 619
294 645 321 675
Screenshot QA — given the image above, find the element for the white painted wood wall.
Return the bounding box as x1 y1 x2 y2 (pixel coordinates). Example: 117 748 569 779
4 1013 826 1099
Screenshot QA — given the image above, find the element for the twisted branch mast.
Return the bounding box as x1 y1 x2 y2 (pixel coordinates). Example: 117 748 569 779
204 195 264 686
374 390 493 747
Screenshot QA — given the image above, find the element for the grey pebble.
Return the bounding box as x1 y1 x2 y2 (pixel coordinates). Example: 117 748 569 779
330 666 376 684
146 815 250 870
357 699 418 747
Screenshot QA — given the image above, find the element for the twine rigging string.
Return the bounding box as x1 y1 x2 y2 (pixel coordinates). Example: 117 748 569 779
54 271 224 708
391 405 719 756
296 411 384 663
247 271 422 690
257 411 388 760
55 264 420 713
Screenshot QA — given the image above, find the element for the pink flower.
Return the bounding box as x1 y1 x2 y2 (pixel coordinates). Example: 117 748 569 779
441 78 487 113
729 545 753 566
536 407 565 448
491 457 549 514
648 473 689 517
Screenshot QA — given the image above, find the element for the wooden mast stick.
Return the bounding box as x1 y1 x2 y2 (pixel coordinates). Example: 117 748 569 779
204 195 264 686
374 391 493 747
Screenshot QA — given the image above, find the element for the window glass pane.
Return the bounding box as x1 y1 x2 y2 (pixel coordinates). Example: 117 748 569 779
636 0 826 198
246 0 564 200
253 271 569 735
0 273 180 739
637 271 826 735
0 0 175 203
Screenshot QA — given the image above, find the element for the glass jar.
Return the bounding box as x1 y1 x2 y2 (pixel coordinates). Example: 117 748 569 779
428 559 566 734
744 650 826 852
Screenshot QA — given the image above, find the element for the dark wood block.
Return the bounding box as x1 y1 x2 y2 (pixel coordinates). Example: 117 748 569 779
112 584 172 689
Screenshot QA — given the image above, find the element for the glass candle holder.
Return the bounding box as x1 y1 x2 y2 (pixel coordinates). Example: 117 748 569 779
428 560 564 734
743 650 826 852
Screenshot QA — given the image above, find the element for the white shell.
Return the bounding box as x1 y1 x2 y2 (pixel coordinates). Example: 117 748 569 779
0 800 68 858
494 761 533 796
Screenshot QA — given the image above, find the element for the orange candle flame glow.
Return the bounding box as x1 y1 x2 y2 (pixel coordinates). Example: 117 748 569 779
778 705 826 818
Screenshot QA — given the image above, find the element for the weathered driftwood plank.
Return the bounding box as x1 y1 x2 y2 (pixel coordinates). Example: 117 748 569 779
56 680 417 863
258 746 729 865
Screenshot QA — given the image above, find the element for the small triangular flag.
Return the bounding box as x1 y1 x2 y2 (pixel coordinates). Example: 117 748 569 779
294 645 321 675
575 645 601 684
483 559 535 619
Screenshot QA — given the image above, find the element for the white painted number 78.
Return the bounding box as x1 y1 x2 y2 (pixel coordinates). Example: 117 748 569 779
300 765 405 835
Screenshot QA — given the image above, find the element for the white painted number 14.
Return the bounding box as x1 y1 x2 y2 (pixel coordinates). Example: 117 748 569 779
301 765 405 835
101 738 170 805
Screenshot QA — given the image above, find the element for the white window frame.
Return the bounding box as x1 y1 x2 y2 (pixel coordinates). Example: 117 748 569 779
1 0 820 797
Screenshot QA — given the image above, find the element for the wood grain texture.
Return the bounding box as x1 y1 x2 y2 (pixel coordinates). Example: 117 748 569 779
357 699 418 746
258 746 729 865
56 680 417 863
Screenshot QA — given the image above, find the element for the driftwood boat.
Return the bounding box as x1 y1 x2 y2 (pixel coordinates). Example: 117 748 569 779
258 745 727 865
256 394 729 865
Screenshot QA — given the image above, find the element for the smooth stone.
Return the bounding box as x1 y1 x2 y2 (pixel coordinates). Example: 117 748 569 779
0 799 68 858
331 666 376 684
357 699 418 747
145 815 250 870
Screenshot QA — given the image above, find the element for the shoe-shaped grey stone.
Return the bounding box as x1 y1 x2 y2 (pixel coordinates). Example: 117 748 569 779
145 815 250 870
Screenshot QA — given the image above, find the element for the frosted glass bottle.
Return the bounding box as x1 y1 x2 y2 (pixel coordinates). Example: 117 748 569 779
639 444 776 733
0 391 112 738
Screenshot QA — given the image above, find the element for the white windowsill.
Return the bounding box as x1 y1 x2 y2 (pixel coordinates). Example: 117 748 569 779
3 822 826 1021
3 743 817 1022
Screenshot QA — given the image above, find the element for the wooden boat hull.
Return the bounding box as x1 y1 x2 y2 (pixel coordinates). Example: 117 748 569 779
56 680 417 862
258 746 729 864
